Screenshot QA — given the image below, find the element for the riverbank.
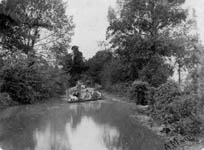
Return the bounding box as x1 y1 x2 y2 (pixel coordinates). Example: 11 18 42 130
102 91 204 150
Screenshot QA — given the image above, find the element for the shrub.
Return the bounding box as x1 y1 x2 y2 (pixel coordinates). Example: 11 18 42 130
150 80 203 136
147 86 156 105
174 116 203 136
129 80 150 105
169 94 203 136
0 59 69 104
150 80 182 122
38 66 69 98
106 82 131 98
152 80 181 109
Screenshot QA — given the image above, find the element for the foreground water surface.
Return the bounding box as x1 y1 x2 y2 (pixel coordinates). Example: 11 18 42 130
0 100 165 150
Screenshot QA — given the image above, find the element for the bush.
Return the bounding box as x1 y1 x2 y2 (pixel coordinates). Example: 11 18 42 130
169 94 203 135
129 80 150 105
147 86 156 105
152 80 181 109
150 80 203 136
38 66 69 98
150 80 182 122
174 116 202 136
0 59 69 104
106 82 131 98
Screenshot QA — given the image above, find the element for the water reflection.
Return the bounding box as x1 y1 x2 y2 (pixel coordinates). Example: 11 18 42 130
34 116 121 150
34 123 70 150
69 102 102 113
0 101 165 150
66 117 121 150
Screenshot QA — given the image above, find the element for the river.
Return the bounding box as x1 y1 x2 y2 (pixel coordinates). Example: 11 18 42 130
0 99 165 150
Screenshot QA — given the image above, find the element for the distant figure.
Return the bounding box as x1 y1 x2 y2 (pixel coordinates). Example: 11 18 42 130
76 81 82 99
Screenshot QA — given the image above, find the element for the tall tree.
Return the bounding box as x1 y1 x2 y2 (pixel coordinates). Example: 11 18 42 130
107 0 187 86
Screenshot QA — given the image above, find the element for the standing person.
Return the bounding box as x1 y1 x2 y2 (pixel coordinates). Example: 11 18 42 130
76 81 82 100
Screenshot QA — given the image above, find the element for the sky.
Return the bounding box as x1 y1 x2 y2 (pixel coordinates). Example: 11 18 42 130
67 0 204 59
67 0 116 58
184 0 204 40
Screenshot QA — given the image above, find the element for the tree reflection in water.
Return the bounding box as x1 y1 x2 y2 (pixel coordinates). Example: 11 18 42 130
0 101 164 150
34 116 122 150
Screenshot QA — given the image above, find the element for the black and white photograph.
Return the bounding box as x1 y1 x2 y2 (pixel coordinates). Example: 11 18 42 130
0 0 204 150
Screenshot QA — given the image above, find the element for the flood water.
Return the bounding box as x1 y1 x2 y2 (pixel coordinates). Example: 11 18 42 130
0 100 165 150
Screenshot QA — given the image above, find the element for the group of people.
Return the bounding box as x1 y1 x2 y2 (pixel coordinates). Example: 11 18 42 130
66 81 102 102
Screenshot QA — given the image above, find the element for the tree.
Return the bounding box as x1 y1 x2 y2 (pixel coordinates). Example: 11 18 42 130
97 40 109 51
0 0 74 103
107 0 187 86
0 56 69 103
140 55 174 87
0 0 74 59
170 18 199 85
100 57 127 87
61 46 86 86
86 50 113 84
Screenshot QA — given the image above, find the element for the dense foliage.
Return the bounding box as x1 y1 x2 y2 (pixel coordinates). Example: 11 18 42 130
86 50 113 84
0 0 74 104
100 58 127 87
149 81 203 136
61 46 87 86
83 0 203 139
0 53 70 104
105 82 131 98
106 0 187 86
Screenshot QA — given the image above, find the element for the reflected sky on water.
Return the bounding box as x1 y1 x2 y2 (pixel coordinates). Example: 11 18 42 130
35 116 121 150
0 100 165 150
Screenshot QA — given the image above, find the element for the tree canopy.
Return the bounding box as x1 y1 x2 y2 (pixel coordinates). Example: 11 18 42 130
0 0 74 60
106 0 189 86
0 0 74 103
